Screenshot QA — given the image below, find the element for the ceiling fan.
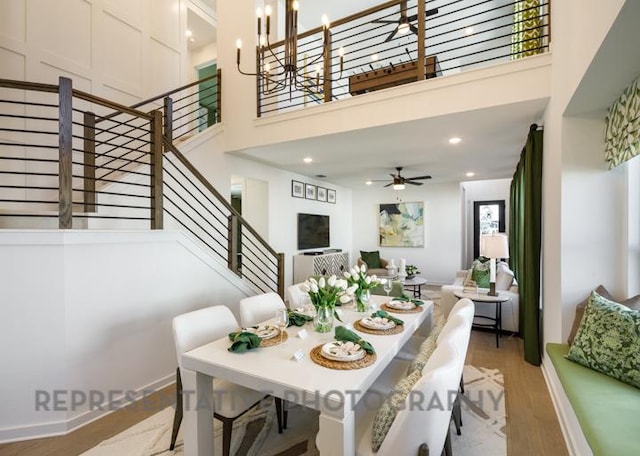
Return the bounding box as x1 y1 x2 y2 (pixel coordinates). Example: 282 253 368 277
373 167 432 189
372 1 439 43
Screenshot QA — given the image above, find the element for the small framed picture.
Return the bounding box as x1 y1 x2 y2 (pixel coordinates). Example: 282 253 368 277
292 180 304 198
317 186 327 202
327 189 336 204
305 183 316 200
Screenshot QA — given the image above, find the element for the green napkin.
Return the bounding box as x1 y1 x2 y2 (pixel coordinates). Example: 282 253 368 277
396 295 424 306
335 326 375 354
228 331 262 353
287 310 313 327
370 310 404 326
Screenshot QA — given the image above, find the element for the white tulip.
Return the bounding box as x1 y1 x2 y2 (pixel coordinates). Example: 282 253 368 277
299 283 310 293
371 275 378 281
379 278 387 284
365 276 371 284
310 283 319 293
339 294 352 304
343 271 351 278
347 284 358 294
328 275 337 286
350 267 356 275
351 273 359 280
318 277 325 288
361 264 367 273
309 277 317 284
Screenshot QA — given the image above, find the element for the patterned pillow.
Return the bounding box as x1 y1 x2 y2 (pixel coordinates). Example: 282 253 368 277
470 258 490 289
567 285 640 345
371 369 422 452
407 334 438 375
567 291 640 388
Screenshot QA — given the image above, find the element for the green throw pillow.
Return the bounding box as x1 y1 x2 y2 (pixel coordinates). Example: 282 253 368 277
360 250 382 269
567 291 640 389
371 369 422 452
471 258 490 289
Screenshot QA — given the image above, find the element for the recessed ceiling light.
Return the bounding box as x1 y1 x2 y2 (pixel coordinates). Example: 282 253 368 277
185 30 193 38
449 137 462 144
303 157 313 163
466 172 475 177
464 27 474 35
365 180 373 185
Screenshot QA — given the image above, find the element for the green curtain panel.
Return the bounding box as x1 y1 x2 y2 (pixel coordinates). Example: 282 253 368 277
605 75 640 169
511 0 543 59
510 125 543 365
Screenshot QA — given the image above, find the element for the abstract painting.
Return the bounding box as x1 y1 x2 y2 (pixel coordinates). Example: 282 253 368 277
379 202 424 247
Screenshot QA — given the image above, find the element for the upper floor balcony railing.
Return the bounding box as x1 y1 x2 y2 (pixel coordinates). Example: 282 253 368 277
249 0 550 117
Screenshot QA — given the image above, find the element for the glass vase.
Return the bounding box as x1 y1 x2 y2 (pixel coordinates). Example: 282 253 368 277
314 305 334 333
356 289 371 313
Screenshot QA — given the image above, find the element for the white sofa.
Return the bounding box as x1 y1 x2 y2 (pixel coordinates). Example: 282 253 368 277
440 265 520 333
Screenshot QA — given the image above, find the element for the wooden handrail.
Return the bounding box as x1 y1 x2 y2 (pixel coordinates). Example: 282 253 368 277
0 79 59 93
72 89 153 120
129 73 219 110
163 139 281 259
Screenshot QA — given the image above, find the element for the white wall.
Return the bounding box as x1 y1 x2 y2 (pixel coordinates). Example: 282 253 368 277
0 230 254 442
351 182 462 285
461 178 511 267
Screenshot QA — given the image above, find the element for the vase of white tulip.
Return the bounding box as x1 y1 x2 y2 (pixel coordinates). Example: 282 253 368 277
300 275 355 333
345 265 383 313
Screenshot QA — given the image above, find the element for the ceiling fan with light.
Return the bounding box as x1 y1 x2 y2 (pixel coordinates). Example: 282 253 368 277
372 1 439 43
373 167 432 190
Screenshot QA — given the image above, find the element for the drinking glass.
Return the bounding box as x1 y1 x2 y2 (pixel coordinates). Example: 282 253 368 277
383 279 393 297
274 309 289 343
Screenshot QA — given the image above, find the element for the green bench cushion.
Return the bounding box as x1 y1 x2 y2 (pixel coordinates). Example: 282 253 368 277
546 343 640 456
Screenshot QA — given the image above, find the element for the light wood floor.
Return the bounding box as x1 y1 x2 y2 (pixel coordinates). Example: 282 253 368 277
0 331 568 456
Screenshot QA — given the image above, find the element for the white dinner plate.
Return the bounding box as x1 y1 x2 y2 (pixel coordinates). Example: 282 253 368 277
360 316 396 330
320 341 365 362
387 300 416 310
243 325 279 340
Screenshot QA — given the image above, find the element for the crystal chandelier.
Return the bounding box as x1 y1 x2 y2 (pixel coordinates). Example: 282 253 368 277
236 0 343 100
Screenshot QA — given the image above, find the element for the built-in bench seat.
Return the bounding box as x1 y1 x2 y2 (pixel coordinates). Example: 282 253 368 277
546 343 640 456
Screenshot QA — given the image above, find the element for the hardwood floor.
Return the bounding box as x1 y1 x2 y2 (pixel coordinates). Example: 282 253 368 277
0 332 568 456
467 330 568 456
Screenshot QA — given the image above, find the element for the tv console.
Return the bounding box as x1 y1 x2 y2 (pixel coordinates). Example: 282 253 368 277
293 251 350 283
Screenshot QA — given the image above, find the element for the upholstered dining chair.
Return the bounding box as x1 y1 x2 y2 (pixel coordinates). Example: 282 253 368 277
171 305 284 455
239 292 287 327
286 283 309 309
238 292 289 431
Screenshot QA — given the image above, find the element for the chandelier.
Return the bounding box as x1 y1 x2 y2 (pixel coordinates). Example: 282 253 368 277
236 0 343 101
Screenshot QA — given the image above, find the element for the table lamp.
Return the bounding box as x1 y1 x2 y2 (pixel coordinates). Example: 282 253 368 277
480 233 509 296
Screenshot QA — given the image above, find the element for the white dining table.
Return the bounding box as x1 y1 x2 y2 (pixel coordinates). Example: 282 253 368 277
181 295 433 456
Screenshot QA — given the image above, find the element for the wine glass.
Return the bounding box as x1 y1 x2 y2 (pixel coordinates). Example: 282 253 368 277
383 279 393 297
274 309 289 343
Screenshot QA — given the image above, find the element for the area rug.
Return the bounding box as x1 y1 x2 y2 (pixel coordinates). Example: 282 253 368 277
452 365 507 455
80 398 275 456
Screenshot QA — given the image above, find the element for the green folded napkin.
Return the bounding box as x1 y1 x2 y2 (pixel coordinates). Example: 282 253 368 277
228 331 262 353
370 310 404 326
335 326 375 354
395 295 425 306
287 310 313 327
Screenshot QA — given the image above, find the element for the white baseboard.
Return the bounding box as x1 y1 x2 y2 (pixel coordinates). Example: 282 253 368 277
541 356 592 456
0 374 175 443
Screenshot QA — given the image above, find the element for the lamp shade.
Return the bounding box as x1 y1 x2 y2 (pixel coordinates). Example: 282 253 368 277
480 233 509 259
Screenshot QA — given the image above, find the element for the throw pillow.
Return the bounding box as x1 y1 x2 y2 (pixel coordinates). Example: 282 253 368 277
371 369 422 452
567 285 640 345
407 315 446 375
470 258 490 289
360 250 382 269
495 261 515 291
567 291 640 389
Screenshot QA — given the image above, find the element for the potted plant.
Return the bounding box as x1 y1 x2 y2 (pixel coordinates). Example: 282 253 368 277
405 264 420 279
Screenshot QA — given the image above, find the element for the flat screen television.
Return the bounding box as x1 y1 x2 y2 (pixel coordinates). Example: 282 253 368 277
297 213 330 250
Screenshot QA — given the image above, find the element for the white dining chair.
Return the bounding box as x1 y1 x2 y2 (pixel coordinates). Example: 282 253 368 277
239 292 287 327
286 283 309 309
355 340 462 456
170 305 284 455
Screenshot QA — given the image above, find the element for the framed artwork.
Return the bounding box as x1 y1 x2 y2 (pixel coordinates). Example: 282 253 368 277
317 187 327 202
327 189 336 204
379 202 424 247
291 180 304 198
473 200 505 258
305 183 316 200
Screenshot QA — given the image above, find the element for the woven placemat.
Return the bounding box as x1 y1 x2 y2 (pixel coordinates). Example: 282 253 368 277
260 329 288 348
309 344 377 370
353 319 404 335
381 303 424 314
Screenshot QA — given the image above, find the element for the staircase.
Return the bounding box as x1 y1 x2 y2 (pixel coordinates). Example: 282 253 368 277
0 74 284 297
